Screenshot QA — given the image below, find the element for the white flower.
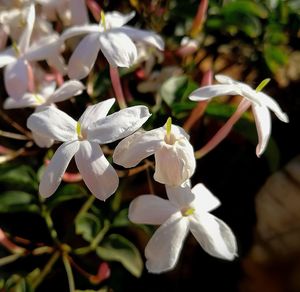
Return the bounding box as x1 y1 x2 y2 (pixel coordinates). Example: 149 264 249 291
27 98 151 200
4 80 84 147
113 118 195 186
60 10 164 80
189 75 289 156
129 182 237 273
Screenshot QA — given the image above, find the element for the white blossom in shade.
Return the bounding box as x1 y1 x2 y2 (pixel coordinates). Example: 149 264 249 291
189 75 289 156
4 80 85 147
129 182 237 273
27 98 151 200
113 119 196 186
60 10 164 80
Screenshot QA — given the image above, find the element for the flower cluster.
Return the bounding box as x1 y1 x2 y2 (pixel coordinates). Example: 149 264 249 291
0 0 288 276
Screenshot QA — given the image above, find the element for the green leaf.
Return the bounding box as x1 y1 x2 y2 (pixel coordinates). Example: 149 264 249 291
75 213 102 242
111 209 130 228
0 191 39 213
264 45 288 73
96 234 143 277
47 184 87 211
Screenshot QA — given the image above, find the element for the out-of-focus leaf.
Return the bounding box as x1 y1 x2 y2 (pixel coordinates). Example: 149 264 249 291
75 213 102 242
264 45 288 73
5 274 33 292
96 234 143 277
111 209 130 228
0 191 39 213
46 184 87 211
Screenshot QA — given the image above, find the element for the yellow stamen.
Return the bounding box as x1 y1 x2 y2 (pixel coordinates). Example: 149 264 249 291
12 41 20 56
100 11 107 31
34 94 44 104
76 122 82 139
165 117 172 142
182 207 195 217
255 78 271 93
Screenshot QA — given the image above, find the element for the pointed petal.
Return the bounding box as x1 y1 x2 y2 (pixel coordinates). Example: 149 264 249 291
0 47 16 68
257 91 289 123
3 94 40 109
87 105 151 144
4 59 28 98
99 31 137 67
145 212 189 273
215 74 235 84
70 0 89 25
18 4 35 53
252 104 272 157
68 32 101 80
39 140 80 197
165 184 195 209
27 106 77 142
191 183 221 212
117 26 164 50
190 213 237 260
79 98 115 130
113 128 163 168
75 141 119 201
189 84 241 101
154 137 196 186
105 11 135 28
60 25 100 43
32 131 54 148
47 80 85 104
129 195 177 225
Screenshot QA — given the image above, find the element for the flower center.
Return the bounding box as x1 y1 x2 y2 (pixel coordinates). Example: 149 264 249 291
181 207 195 217
76 122 86 140
34 94 44 105
12 41 20 57
100 11 107 31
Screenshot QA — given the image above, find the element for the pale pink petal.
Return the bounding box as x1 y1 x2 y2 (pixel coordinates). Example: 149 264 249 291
113 129 163 168
99 31 137 67
118 26 164 50
3 94 40 109
39 140 80 197
75 141 119 201
189 213 237 260
27 106 77 142
47 80 85 104
145 212 189 273
32 131 54 148
4 59 28 98
87 106 151 144
252 104 272 157
0 47 16 68
129 195 177 225
70 0 89 25
79 98 115 131
68 32 101 80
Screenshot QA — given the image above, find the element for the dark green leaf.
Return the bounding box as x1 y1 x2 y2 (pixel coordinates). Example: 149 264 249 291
111 209 130 228
75 213 102 242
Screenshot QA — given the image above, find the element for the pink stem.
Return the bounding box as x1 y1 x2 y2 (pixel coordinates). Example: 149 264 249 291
86 0 102 22
109 65 127 109
195 98 251 159
0 229 25 253
190 0 208 37
27 62 35 93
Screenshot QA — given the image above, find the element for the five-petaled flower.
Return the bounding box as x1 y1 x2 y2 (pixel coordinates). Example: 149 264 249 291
129 182 237 273
27 98 151 200
189 75 289 156
113 118 196 186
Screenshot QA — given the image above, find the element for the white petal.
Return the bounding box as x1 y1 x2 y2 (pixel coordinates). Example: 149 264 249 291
47 54 67 75
257 91 289 123
252 104 272 157
129 195 177 225
40 141 80 197
118 26 164 50
0 47 16 68
4 59 28 98
113 128 163 168
99 31 137 67
189 84 241 101
75 141 119 201
18 4 35 53
87 105 151 144
27 106 77 142
79 98 115 131
70 0 89 25
215 74 235 84
47 80 85 104
191 183 221 212
60 25 100 43
189 213 237 260
68 32 101 80
154 137 196 186
40 81 56 98
145 212 189 273
165 184 195 209
32 131 54 148
105 11 135 28
3 94 40 109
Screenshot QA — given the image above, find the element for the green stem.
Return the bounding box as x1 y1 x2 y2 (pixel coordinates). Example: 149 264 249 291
62 254 75 292
0 253 22 267
90 220 110 250
75 195 96 220
42 206 60 245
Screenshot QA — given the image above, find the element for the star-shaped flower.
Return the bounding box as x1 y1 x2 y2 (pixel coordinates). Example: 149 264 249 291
129 182 237 273
60 10 164 80
113 118 196 186
27 98 151 199
189 75 289 156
